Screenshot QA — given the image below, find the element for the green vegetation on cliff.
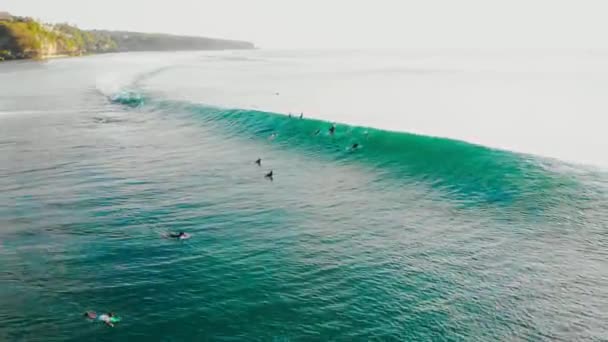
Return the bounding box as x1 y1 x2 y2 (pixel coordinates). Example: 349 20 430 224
0 15 253 61
0 18 117 60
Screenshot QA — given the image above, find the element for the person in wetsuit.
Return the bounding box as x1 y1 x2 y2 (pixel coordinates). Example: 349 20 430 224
265 170 273 181
169 232 186 239
329 124 336 135
84 311 115 327
255 158 262 166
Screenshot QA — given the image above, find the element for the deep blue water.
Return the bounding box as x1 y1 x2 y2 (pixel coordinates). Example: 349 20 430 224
1 52 607 341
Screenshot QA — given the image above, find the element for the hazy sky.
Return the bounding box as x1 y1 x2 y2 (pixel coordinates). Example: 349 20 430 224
3 0 607 49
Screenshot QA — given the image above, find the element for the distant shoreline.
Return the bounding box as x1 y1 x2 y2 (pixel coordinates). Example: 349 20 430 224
0 14 254 62
0 49 260 65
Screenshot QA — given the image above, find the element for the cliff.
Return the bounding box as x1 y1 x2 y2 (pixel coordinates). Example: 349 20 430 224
0 18 116 60
0 15 254 61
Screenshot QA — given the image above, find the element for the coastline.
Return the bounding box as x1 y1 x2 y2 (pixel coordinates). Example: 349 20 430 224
0 49 251 63
37 54 71 60
0 16 254 62
1 53 88 62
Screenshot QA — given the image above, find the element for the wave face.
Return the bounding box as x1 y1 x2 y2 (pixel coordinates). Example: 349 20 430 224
1 52 607 341
112 90 574 210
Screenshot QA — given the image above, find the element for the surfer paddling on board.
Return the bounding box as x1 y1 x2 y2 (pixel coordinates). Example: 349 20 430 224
168 232 187 239
84 311 118 327
255 158 262 166
163 231 191 240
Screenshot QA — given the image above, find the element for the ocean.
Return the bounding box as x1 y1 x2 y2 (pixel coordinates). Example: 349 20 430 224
1 50 607 341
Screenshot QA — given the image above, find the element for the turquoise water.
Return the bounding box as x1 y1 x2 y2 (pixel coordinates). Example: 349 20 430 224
1 52 608 341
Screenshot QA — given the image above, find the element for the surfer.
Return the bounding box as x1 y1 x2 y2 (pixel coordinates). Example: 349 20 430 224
168 232 187 239
299 112 303 119
84 311 116 327
163 231 190 240
255 158 262 166
329 124 336 135
265 170 273 181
